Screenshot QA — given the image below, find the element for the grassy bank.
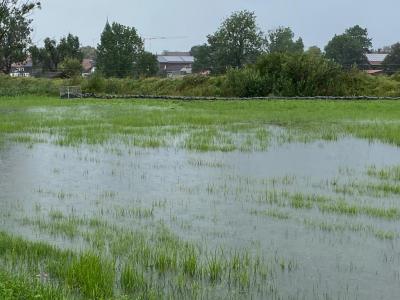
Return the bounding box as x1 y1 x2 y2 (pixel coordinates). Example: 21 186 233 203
0 75 225 97
1 71 400 98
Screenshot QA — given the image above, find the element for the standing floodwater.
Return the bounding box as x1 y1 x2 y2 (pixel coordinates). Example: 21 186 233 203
1 99 400 299
1 134 400 299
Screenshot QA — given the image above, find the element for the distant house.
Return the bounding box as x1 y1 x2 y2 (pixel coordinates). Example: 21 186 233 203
82 59 96 77
365 53 389 75
157 51 194 76
10 59 33 77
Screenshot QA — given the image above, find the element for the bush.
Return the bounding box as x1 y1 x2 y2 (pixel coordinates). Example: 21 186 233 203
255 52 346 96
81 72 106 93
59 58 83 78
342 69 400 96
391 72 400 82
223 67 266 97
221 53 352 97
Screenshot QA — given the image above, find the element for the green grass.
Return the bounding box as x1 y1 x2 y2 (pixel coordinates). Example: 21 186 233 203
66 252 115 299
2 96 400 150
289 193 329 209
120 264 149 296
0 270 69 300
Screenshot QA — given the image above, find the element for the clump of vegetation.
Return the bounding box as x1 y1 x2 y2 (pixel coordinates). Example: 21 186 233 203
0 271 68 300
367 165 400 181
223 67 266 97
254 52 346 96
66 252 115 299
0 219 284 299
120 264 147 295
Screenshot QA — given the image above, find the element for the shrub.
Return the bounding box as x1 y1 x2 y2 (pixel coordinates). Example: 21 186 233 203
104 78 123 94
342 69 400 96
223 67 266 97
255 52 346 96
59 58 83 78
81 72 106 93
391 72 400 82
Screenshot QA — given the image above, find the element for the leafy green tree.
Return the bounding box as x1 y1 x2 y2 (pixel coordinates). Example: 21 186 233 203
97 22 144 78
30 34 82 72
206 10 266 73
382 43 400 73
191 44 212 73
59 58 82 77
136 51 158 77
58 34 82 62
30 38 57 71
306 46 322 56
266 27 304 54
0 0 40 73
325 25 372 68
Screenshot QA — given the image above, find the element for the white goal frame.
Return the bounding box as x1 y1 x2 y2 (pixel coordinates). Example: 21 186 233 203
59 86 82 99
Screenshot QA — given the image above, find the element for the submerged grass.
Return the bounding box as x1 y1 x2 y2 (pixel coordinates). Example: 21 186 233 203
367 165 400 181
67 252 115 299
0 270 69 300
1 214 288 299
251 208 291 220
319 201 400 220
288 192 400 220
303 219 398 240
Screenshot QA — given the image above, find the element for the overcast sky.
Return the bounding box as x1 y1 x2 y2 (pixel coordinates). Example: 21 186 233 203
31 0 400 53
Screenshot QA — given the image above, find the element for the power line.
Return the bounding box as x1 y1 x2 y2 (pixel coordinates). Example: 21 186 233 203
143 36 188 52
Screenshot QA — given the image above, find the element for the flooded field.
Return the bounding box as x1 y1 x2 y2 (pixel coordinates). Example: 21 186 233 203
1 97 400 299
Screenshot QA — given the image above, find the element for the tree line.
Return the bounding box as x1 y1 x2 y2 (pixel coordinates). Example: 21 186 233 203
1 2 400 79
1 1 159 78
190 10 400 74
27 23 159 78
